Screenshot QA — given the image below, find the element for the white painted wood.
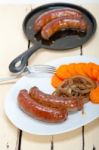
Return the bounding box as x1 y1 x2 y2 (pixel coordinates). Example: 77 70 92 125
0 3 99 150
0 85 18 150
0 4 31 75
21 134 51 150
0 0 99 4
82 4 99 57
54 128 82 150
28 47 81 65
81 4 99 150
84 119 99 150
0 5 31 150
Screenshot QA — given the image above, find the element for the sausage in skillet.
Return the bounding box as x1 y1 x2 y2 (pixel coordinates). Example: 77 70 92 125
41 17 87 40
34 8 83 32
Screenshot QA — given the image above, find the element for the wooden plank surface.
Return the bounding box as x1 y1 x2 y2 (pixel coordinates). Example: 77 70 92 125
81 4 99 150
0 3 99 150
0 5 31 150
0 5 31 75
82 4 99 57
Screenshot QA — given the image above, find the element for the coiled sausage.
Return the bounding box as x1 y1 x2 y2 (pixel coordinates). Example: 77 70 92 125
18 89 67 123
41 17 87 39
34 8 83 32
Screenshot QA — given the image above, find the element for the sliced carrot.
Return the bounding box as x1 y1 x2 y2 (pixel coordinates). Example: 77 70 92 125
56 65 71 80
82 63 93 79
81 63 88 76
74 63 87 76
51 74 63 88
92 69 99 80
90 62 99 70
91 63 99 80
89 87 99 104
66 63 77 76
51 62 99 88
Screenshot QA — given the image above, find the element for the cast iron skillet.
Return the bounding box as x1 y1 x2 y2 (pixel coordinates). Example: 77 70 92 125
9 3 97 73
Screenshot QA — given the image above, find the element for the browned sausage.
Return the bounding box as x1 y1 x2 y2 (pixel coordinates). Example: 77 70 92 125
34 8 83 32
29 86 83 111
41 17 87 39
18 89 67 123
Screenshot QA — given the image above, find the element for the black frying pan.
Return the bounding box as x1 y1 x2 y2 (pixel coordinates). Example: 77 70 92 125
9 3 97 73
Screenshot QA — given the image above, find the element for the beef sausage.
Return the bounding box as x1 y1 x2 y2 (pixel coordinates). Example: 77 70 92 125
29 86 83 111
34 8 83 32
41 17 87 39
18 89 67 123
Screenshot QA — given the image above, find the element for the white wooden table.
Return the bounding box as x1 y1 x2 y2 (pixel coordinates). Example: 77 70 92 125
0 2 99 150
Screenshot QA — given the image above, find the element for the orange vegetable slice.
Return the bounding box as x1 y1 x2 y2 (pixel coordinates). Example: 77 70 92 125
92 69 99 80
51 74 63 88
82 63 94 79
66 63 77 76
51 62 99 88
74 63 87 76
56 65 71 80
91 63 99 80
89 87 99 104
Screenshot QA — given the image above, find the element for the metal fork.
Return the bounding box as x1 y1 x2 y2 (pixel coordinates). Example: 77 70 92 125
0 65 56 84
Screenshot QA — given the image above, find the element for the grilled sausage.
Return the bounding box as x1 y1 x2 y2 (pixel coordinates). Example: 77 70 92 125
29 86 83 111
41 17 87 39
34 8 83 32
18 89 67 123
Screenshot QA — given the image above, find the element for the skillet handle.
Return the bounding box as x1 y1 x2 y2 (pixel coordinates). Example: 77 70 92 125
9 44 40 73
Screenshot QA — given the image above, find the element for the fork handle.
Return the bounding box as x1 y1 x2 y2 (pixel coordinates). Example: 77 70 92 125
0 76 17 83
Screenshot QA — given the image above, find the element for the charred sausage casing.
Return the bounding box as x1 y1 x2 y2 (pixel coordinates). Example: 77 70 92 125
41 17 87 40
34 8 83 32
18 89 67 123
29 86 83 111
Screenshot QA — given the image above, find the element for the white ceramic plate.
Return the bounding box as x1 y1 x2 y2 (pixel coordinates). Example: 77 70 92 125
4 56 99 135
